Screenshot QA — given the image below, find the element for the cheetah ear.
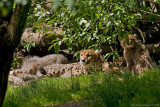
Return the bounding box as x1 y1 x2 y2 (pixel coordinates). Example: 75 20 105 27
95 49 102 57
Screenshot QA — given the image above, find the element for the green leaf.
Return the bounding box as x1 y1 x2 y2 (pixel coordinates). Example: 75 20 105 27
54 43 60 54
107 21 111 27
104 27 109 35
96 13 101 19
91 13 95 22
98 19 102 29
26 45 31 52
47 33 54 38
22 40 27 44
79 18 87 25
22 40 35 52
111 41 118 44
88 44 95 49
125 34 129 45
119 31 127 40
113 52 119 61
29 41 35 47
48 44 54 51
104 53 113 61
73 51 80 58
148 15 155 21
51 39 58 44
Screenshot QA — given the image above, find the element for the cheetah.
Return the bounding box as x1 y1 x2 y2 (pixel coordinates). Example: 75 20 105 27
9 54 68 85
120 35 155 74
9 49 107 85
43 49 104 78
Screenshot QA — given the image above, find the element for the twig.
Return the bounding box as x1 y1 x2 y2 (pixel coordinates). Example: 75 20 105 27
132 26 145 43
117 2 160 18
137 19 160 22
142 0 160 5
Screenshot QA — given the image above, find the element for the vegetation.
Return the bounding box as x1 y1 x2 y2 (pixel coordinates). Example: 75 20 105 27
3 68 160 107
0 0 160 106
28 0 160 58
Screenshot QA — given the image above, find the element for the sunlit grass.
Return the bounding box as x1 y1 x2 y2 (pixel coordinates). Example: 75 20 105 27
3 68 160 107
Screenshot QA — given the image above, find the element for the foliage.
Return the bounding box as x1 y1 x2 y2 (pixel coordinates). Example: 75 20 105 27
22 40 35 52
26 0 160 60
27 3 51 29
50 0 141 52
11 58 21 69
3 68 160 107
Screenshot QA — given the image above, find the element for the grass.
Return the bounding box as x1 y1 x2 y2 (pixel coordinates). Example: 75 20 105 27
3 68 160 107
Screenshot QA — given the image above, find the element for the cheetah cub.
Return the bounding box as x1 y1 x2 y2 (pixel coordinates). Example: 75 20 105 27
43 49 103 78
120 35 155 74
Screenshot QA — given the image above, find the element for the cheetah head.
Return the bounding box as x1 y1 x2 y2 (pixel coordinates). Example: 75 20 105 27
80 49 102 69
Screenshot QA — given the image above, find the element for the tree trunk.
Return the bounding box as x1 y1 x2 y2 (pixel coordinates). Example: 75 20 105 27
0 0 31 106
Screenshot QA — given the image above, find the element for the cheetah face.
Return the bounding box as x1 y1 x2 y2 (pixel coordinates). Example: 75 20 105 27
80 50 93 65
80 49 102 69
129 36 136 46
120 35 137 48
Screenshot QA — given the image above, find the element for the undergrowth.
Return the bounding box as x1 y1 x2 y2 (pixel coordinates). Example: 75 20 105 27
3 68 160 107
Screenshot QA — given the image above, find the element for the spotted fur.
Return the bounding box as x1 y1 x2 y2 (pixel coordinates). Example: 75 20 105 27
43 49 103 78
9 54 68 85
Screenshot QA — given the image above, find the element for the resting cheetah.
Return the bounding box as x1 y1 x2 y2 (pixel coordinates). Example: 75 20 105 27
43 49 104 78
9 49 105 85
9 54 68 85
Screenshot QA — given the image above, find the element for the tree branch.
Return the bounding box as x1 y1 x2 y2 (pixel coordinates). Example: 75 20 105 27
118 2 160 18
146 42 160 55
132 26 145 43
143 0 160 5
